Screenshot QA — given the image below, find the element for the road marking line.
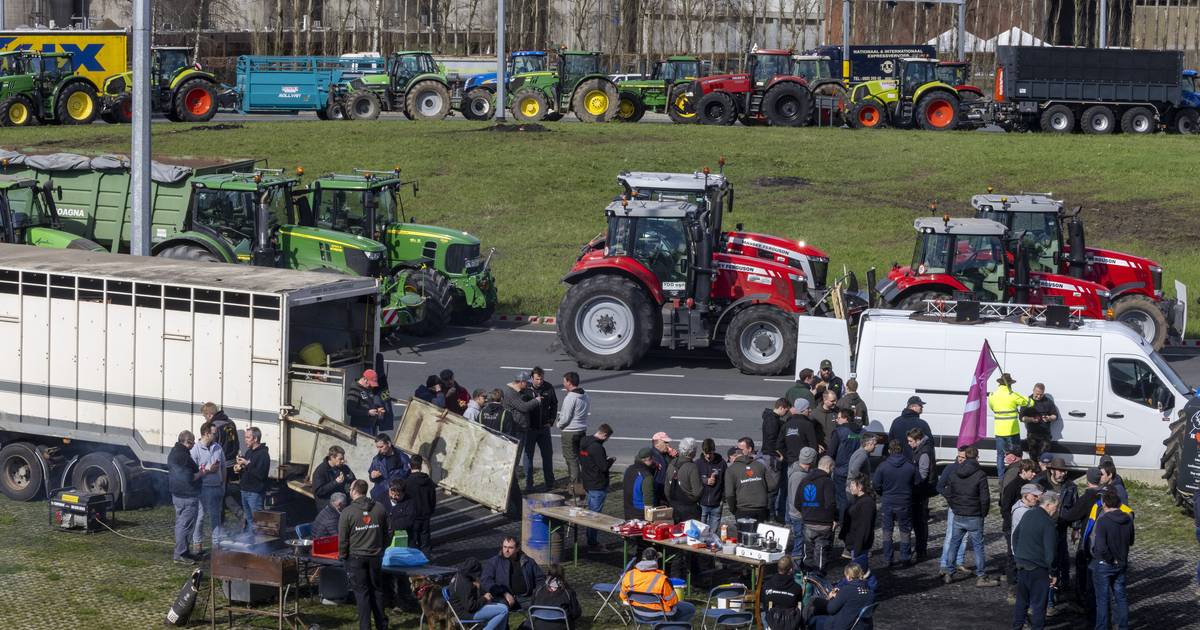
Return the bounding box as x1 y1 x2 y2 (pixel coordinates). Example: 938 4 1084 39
510 329 556 334
634 372 684 378
500 365 554 371
762 378 793 382
553 432 739 446
589 389 775 402
670 416 733 422
384 359 427 364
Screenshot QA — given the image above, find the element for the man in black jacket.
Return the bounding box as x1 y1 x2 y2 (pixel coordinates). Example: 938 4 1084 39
942 446 999 586
906 427 937 560
841 473 876 576
311 445 356 511
346 370 386 433
798 456 838 574
502 371 547 493
233 427 270 537
578 424 615 551
481 537 546 609
779 400 818 469
1091 492 1134 630
888 396 932 460
697 439 727 534
761 556 804 626
623 449 657 520
404 454 437 556
526 367 558 491
338 479 390 630
1012 490 1060 630
169 430 206 563
312 492 347 538
762 398 789 521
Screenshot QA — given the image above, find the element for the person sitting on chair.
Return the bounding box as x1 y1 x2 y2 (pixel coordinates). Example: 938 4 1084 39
618 548 696 623
481 537 545 610
527 563 582 629
804 563 874 630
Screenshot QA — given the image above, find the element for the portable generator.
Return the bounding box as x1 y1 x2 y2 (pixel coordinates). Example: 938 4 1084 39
48 487 111 533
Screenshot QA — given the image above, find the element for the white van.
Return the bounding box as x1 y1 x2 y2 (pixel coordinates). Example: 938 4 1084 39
796 308 1198 473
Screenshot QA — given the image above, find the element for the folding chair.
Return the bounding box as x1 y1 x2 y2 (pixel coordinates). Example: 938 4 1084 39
526 605 568 630
651 623 693 630
625 591 670 630
592 557 636 625
849 602 879 630
418 586 490 630
294 522 312 539
701 583 751 630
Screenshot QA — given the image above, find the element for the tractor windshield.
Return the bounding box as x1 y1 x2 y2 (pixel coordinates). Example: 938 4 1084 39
978 209 1060 272
156 49 192 82
902 61 938 93
1183 74 1197 94
936 64 969 85
792 59 831 81
1 185 52 227
657 61 699 81
913 232 1005 295
563 54 601 79
511 55 546 75
0 54 27 76
392 54 437 80
632 217 689 287
753 54 791 83
314 187 392 238
193 189 259 245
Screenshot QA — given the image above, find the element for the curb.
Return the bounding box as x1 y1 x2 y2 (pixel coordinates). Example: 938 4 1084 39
493 314 557 325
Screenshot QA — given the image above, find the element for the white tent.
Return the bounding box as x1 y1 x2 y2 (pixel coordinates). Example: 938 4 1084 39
926 29 992 53
988 27 1049 48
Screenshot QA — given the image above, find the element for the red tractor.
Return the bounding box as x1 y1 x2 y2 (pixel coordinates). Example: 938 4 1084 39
876 215 1111 323
936 61 984 102
557 168 836 374
971 193 1185 349
684 48 813 126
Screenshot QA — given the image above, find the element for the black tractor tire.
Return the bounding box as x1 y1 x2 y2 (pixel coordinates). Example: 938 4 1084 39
696 92 737 125
763 82 812 127
157 243 222 263
511 88 549 122
667 83 698 124
811 81 848 126
71 451 122 501
0 94 38 127
848 99 887 129
724 305 797 375
615 91 646 122
398 267 454 336
897 291 952 311
0 442 44 501
55 82 99 125
113 94 133 123
345 90 382 120
1080 105 1116 135
462 87 495 121
1111 294 1169 350
406 80 452 121
173 78 218 122
916 92 961 131
557 274 656 370
543 112 565 122
1040 104 1075 133
1172 108 1198 134
100 109 118 123
455 301 496 326
572 78 619 122
1160 411 1197 512
323 97 346 120
1120 107 1155 135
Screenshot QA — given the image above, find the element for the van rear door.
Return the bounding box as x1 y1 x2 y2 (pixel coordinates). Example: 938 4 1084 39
794 315 851 379
1004 331 1100 468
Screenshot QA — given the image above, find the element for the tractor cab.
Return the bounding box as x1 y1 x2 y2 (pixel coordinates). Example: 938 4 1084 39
910 217 1008 301
0 177 60 243
653 56 702 82
388 52 439 90
936 61 984 101
971 193 1064 273
189 170 299 266
898 58 939 98
791 55 835 82
0 51 29 76
510 52 548 76
749 49 793 87
154 48 194 85
605 200 697 300
559 51 604 91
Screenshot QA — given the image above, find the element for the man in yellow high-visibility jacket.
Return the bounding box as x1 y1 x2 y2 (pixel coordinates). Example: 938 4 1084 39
988 373 1031 480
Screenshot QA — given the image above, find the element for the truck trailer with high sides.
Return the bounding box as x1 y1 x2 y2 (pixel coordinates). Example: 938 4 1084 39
795 305 1198 508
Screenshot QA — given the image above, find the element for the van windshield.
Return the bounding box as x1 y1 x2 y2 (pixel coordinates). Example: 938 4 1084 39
1149 350 1193 396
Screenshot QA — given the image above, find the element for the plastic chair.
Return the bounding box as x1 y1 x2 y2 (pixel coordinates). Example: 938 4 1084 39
625 591 670 629
651 623 694 630
592 557 636 625
526 605 568 630
701 583 750 629
849 602 879 630
294 522 312 539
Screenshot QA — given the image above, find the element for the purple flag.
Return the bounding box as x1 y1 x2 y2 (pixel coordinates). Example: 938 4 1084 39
958 340 999 448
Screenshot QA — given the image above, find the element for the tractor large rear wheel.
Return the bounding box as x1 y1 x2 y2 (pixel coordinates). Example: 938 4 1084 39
174 78 218 122
407 80 451 120
573 78 618 122
1160 410 1197 512
667 84 697 124
345 90 382 120
724 306 796 375
157 243 221 263
916 92 960 131
511 88 549 122
462 87 495 121
557 275 656 370
696 92 737 125
1111 294 1168 350
615 91 646 122
0 94 37 127
56 82 98 125
763 83 812 127
398 267 453 336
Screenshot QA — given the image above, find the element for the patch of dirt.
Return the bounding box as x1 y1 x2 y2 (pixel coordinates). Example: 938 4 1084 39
176 123 245 132
755 175 810 188
1073 201 1195 249
478 123 550 133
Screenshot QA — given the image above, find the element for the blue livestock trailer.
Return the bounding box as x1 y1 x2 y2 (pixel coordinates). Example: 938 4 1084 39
232 55 386 117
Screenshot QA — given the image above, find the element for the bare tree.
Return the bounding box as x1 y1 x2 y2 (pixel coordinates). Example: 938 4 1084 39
568 0 600 48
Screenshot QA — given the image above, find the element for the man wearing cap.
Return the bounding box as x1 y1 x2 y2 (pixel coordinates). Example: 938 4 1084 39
1037 457 1079 601
649 432 676 506
999 444 1025 494
889 396 933 461
623 448 657 521
502 371 547 493
989 373 1032 480
1020 383 1058 464
347 370 387 434
725 436 778 523
815 359 844 400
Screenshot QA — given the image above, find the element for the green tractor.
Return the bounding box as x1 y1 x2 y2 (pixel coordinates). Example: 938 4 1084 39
99 47 220 124
791 54 848 125
0 175 103 250
296 169 498 334
509 50 619 123
845 57 961 130
337 51 461 121
613 55 704 123
0 50 100 127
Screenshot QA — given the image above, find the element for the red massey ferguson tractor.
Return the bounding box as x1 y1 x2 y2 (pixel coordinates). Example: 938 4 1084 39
970 193 1186 349
875 215 1112 326
556 169 838 375
684 48 813 126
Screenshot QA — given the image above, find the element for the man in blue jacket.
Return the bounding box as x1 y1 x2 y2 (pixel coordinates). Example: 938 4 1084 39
873 439 920 567
481 537 545 610
368 433 411 503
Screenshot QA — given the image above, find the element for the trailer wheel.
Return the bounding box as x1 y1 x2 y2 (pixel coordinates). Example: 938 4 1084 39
572 78 618 123
724 305 796 375
1160 410 1197 512
0 442 43 501
763 82 812 127
158 243 221 263
667 84 697 124
462 88 494 121
56 82 99 125
71 452 121 499
1080 106 1115 134
174 78 218 122
615 91 646 122
406 80 451 121
397 267 453 336
916 92 960 131
1120 107 1155 135
696 92 737 125
557 274 656 370
1040 104 1075 133
0 94 37 127
1172 108 1198 134
345 90 382 120
511 88 549 122
1111 294 1168 350
848 100 887 129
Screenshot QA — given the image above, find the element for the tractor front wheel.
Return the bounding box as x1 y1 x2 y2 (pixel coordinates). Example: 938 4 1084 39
462 87 494 121
916 92 960 131
398 267 454 336
696 92 737 125
55 82 98 125
1111 294 1168 350
615 91 646 122
724 306 797 375
667 84 697 124
157 243 222 263
407 80 451 121
345 90 382 120
572 78 618 122
0 94 37 127
1172 108 1198 134
848 100 886 129
557 274 656 370
511 88 549 122
763 82 812 127
1160 410 1196 512
174 78 218 122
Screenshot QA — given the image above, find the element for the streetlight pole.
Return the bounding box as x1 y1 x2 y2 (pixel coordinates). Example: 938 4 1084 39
130 0 151 255
495 0 506 122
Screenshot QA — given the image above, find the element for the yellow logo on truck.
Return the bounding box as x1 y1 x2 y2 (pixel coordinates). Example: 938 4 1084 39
0 30 128 88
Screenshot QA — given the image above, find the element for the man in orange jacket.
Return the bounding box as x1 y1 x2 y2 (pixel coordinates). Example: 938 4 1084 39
619 548 696 622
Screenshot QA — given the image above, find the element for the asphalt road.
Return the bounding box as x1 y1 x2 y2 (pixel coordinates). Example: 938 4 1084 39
148 110 679 124
383 321 1200 462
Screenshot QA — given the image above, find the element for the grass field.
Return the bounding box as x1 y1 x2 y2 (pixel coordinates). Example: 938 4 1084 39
6 122 1200 328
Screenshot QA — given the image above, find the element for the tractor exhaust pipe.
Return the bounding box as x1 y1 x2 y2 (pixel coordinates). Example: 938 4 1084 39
1066 207 1086 279
1013 237 1030 304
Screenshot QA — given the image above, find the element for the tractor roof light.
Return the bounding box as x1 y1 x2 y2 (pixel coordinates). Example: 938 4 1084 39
702 167 710 175
1106 307 1115 320
987 186 994 193
295 167 304 176
942 212 951 226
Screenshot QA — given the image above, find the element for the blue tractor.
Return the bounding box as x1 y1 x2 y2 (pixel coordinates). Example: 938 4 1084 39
460 51 547 120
